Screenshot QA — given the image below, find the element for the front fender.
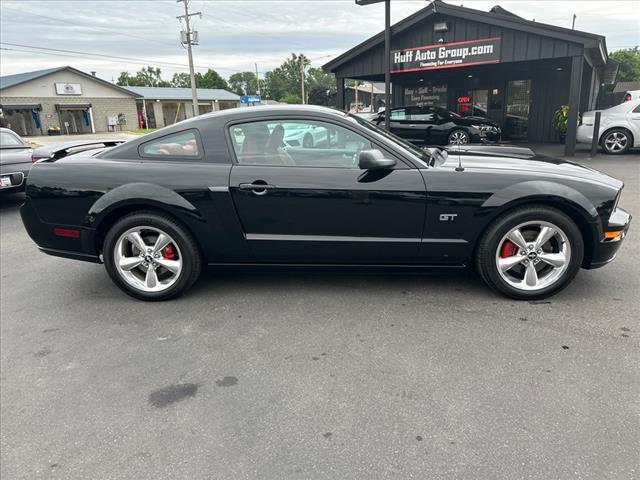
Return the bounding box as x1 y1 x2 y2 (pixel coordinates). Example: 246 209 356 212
482 180 598 219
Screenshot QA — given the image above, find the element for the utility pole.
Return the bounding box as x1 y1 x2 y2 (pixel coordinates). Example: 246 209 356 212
300 61 306 104
255 62 260 96
177 0 201 117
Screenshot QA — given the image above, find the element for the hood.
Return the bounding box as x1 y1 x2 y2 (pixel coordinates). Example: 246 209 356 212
446 150 622 189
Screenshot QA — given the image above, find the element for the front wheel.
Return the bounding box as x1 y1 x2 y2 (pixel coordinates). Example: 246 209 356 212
102 211 202 301
476 206 584 299
448 129 470 145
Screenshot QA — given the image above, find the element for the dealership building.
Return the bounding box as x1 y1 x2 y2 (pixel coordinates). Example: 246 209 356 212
0 66 241 136
0 66 139 136
324 0 616 152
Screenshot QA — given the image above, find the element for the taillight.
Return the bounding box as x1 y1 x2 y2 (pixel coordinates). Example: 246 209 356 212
624 93 631 102
31 155 45 163
53 228 81 238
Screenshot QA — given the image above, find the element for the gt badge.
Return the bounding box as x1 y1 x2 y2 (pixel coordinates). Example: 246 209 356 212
439 213 458 222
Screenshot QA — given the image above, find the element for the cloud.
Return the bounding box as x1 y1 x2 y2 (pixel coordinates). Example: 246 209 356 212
1 0 638 83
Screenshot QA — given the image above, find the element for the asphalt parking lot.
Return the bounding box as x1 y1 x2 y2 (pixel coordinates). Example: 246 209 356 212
1 154 638 480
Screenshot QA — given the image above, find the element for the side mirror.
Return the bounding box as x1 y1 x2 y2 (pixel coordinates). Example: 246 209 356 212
358 149 397 170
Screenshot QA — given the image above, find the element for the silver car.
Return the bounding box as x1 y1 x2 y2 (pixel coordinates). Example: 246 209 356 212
0 128 32 193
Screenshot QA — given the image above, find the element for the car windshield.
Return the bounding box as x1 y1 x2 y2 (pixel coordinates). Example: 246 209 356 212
0 131 25 148
346 113 430 164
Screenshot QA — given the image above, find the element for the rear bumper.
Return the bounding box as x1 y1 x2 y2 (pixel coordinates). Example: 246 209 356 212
585 207 632 269
20 197 99 263
576 125 594 144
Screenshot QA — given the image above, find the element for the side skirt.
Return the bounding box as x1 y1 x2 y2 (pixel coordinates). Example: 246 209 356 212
206 262 468 275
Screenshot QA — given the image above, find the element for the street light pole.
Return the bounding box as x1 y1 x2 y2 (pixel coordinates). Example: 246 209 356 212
384 0 390 130
177 0 201 117
356 0 391 130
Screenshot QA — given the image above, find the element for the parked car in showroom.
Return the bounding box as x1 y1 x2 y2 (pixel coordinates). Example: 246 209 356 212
577 99 640 154
373 106 501 145
21 105 630 301
0 127 33 193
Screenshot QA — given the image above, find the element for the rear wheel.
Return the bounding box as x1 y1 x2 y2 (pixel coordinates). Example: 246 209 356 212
476 206 584 299
103 211 202 301
601 129 631 154
448 129 470 145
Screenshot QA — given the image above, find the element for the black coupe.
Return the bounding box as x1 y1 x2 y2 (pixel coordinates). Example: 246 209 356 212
374 106 501 145
21 106 630 301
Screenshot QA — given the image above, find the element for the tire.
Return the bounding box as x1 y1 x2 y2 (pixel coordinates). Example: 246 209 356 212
600 128 632 155
475 205 584 300
102 211 202 301
303 134 314 148
448 129 470 145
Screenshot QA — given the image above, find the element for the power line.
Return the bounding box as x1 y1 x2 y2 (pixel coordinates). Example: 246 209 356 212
0 42 246 73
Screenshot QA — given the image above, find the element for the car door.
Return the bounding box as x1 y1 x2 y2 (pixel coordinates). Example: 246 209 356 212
407 106 440 144
227 117 427 263
387 108 418 142
628 102 640 146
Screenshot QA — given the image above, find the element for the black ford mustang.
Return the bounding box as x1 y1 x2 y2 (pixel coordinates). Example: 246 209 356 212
373 106 501 145
21 106 630 301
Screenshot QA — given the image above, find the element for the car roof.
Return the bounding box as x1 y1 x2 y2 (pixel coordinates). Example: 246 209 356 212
197 104 346 121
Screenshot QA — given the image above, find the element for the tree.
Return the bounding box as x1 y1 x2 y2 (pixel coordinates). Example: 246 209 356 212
116 66 169 87
306 67 336 91
228 71 258 95
280 93 302 104
196 69 229 90
307 84 332 106
263 53 310 101
610 47 640 83
170 72 191 88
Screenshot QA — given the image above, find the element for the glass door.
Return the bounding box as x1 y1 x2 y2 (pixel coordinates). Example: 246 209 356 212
505 80 531 140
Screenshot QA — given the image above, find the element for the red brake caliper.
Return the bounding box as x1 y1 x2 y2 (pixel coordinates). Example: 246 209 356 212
162 243 176 260
500 240 518 258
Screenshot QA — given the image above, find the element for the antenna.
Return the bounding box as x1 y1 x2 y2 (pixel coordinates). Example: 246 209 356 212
455 147 464 172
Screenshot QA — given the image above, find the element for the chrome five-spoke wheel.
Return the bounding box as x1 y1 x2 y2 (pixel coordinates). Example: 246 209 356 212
495 221 571 292
114 226 182 293
603 131 629 153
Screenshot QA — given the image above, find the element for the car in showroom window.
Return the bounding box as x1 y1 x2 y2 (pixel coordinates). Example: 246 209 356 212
375 105 501 146
19 105 631 301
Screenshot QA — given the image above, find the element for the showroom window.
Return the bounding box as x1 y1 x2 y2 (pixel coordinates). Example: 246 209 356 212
140 131 200 157
230 120 372 168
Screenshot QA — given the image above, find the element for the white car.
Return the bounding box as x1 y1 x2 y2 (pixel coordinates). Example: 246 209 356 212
577 99 640 154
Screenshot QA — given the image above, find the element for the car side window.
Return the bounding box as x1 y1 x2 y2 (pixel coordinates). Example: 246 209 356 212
633 104 640 113
140 131 200 158
408 107 437 123
0 131 24 147
229 119 373 168
390 109 407 121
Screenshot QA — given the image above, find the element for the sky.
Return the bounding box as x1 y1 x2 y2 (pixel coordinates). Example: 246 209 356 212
1 0 639 83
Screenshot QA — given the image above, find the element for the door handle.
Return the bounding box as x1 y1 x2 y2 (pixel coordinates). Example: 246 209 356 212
238 182 275 196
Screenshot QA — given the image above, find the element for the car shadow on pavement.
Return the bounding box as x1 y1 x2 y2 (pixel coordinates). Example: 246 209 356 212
0 192 25 210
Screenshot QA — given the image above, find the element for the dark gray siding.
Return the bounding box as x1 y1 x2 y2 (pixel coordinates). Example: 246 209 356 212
332 14 584 79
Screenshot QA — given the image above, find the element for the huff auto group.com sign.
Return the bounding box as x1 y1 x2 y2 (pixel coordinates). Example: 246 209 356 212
391 37 501 73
